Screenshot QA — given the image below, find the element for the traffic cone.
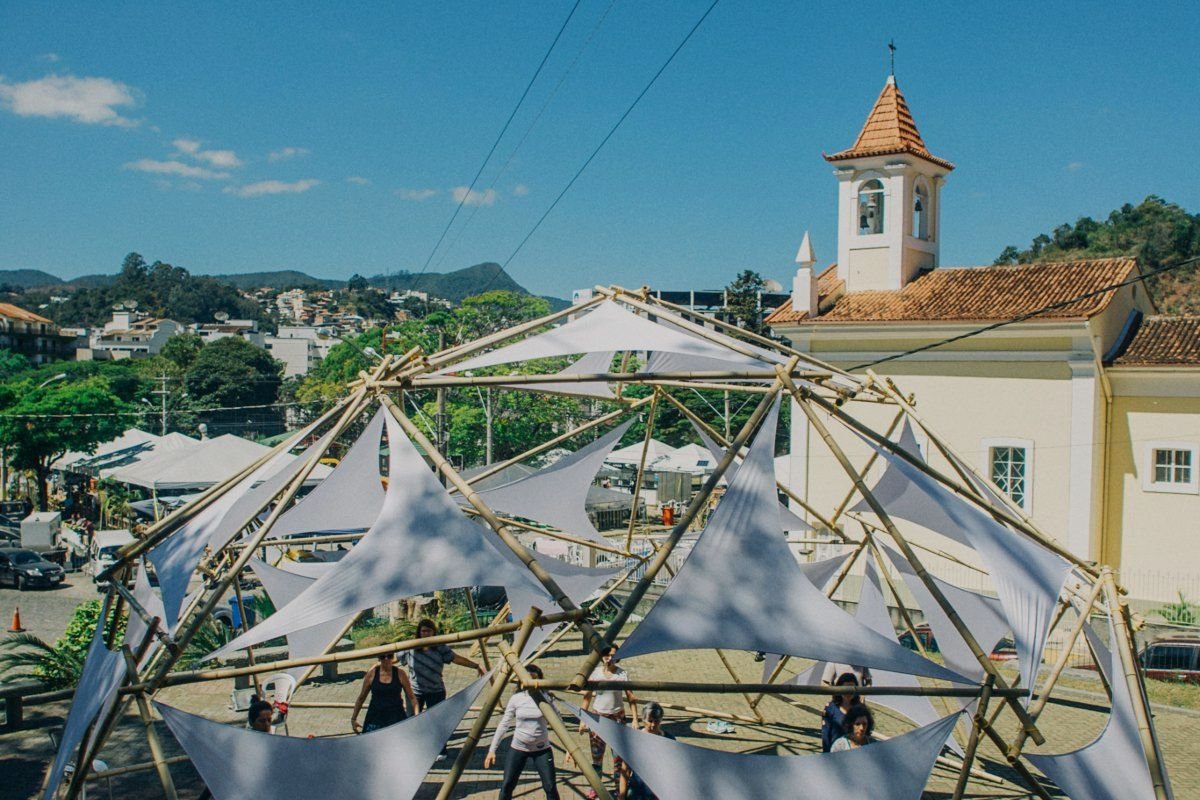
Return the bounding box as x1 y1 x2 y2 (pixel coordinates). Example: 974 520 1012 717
9 606 25 633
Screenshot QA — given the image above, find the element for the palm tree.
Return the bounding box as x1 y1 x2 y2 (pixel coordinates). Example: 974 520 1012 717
0 632 87 689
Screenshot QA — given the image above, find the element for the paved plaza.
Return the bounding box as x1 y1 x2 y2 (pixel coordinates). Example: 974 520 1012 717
2 626 1196 799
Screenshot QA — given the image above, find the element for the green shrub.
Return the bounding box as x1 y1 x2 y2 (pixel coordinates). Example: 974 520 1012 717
0 600 126 689
1155 592 1199 627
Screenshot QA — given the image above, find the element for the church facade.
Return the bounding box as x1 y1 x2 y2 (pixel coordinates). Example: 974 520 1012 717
767 77 1200 605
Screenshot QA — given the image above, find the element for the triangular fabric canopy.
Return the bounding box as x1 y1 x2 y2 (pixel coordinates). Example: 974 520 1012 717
266 409 387 540
500 350 618 399
760 553 850 682
619 400 967 684
454 419 634 546
1082 621 1113 687
127 561 166 668
694 422 811 532
148 421 328 631
853 421 1071 695
208 411 610 661
778 563 964 756
1026 616 1161 800
250 558 356 682
44 607 128 800
439 301 774 375
157 673 490 800
882 546 1010 685
576 704 960 800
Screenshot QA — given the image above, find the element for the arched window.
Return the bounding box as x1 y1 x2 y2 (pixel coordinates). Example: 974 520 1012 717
857 180 885 235
912 183 929 239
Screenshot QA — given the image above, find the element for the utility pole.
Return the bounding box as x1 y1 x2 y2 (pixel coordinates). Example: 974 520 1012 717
484 387 493 466
151 374 170 435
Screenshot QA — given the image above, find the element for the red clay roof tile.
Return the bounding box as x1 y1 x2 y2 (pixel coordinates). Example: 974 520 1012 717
1112 316 1200 366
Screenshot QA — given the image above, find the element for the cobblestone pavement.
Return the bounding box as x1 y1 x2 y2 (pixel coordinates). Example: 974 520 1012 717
0 572 101 644
2 631 1196 799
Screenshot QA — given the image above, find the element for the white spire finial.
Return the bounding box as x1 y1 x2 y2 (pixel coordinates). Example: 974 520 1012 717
795 231 816 269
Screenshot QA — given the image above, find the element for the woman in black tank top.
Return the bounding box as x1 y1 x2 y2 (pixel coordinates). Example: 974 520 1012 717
351 652 416 732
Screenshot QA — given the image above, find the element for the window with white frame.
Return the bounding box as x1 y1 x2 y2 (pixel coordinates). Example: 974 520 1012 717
982 438 1033 511
1144 442 1199 494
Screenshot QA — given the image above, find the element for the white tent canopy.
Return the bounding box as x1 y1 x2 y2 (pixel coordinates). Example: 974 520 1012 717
619 400 966 684
654 442 716 474
53 428 161 471
107 433 328 491
607 438 676 468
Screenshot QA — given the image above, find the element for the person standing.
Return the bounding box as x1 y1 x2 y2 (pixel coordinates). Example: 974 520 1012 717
831 704 875 752
623 702 673 800
351 652 416 733
577 645 638 799
484 664 561 800
820 673 863 753
400 618 485 712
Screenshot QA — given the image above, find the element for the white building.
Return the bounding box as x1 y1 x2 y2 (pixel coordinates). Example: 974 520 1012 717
264 325 340 377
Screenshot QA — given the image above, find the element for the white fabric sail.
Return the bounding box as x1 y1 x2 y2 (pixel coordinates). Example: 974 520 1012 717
454 419 634 545
250 558 356 682
207 412 613 661
1026 616 1161 800
148 420 326 631
1082 621 1113 686
853 423 1071 695
760 554 852 682
781 563 964 755
693 422 811 532
575 704 960 800
157 673 490 800
882 546 1010 684
127 561 167 667
500 350 619 399
619 400 967 684
44 611 128 800
266 408 387 540
439 301 774 375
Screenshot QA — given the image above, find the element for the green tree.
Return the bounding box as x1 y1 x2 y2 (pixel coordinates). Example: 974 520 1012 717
185 337 284 437
347 273 370 293
724 269 767 334
0 376 130 509
0 349 30 381
159 332 205 371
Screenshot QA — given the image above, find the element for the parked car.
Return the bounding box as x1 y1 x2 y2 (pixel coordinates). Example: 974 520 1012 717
1140 638 1200 683
0 547 66 590
899 624 939 653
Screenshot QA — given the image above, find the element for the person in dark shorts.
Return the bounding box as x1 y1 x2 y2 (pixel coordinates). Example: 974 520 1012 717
351 651 416 733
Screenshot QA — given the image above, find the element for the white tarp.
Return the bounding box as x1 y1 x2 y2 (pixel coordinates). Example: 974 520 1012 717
53 428 161 470
619 400 967 684
883 546 1010 685
44 609 128 800
694 422 811 532
439 301 774 375
266 409 387 540
654 443 717 474
208 412 615 661
127 561 167 667
157 673 491 800
148 422 328 631
853 422 1071 695
576 704 960 800
500 350 618 399
107 434 272 491
607 437 676 467
250 558 356 682
454 419 633 545
760 553 852 682
1026 616 1162 800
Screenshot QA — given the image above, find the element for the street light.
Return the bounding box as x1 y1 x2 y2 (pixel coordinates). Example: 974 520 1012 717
37 372 67 389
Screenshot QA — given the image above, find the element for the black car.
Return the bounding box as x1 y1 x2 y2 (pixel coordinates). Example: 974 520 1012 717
0 548 66 590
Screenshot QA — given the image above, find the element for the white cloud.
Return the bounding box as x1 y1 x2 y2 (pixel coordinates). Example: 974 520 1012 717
0 74 139 126
512 184 529 197
225 179 320 198
38 53 61 64
268 146 310 162
173 137 243 168
124 159 230 180
452 186 497 206
1066 161 1084 172
346 175 371 185
396 188 437 201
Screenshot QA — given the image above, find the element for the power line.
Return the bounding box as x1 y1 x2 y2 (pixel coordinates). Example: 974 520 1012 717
849 256 1200 371
477 0 722 296
410 0 584 290
0 399 327 420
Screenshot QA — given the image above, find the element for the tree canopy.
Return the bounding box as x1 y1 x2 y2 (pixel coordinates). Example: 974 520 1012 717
185 337 284 437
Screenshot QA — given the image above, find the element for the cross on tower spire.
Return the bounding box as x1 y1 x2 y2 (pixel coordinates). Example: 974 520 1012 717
888 39 896 77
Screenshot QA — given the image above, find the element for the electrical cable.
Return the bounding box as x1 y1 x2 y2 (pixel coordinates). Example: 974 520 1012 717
410 0 584 290
475 0 723 295
849 256 1200 371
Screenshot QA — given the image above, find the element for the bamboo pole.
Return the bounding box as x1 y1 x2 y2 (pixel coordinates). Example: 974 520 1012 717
657 389 842 534
580 369 793 688
401 369 824 389
82 756 189 783
528 564 642 663
624 390 659 551
231 578 263 698
784 374 1045 746
951 674 994 800
529 680 1023 698
1103 570 1171 800
381 396 609 662
121 645 178 800
496 639 615 800
460 507 637 559
977 717 1055 800
645 379 774 395
827 407 906 526
436 609 541 800
463 587 492 672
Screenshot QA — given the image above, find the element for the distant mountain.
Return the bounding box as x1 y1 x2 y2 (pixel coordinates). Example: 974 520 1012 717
0 269 63 289
212 270 343 290
368 263 532 303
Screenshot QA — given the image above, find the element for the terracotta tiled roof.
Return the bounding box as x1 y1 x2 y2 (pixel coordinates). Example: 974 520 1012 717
0 302 53 324
825 78 954 171
1112 316 1200 366
765 258 1137 326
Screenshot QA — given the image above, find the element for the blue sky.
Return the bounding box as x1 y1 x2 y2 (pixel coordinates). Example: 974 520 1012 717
2 3 1198 299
